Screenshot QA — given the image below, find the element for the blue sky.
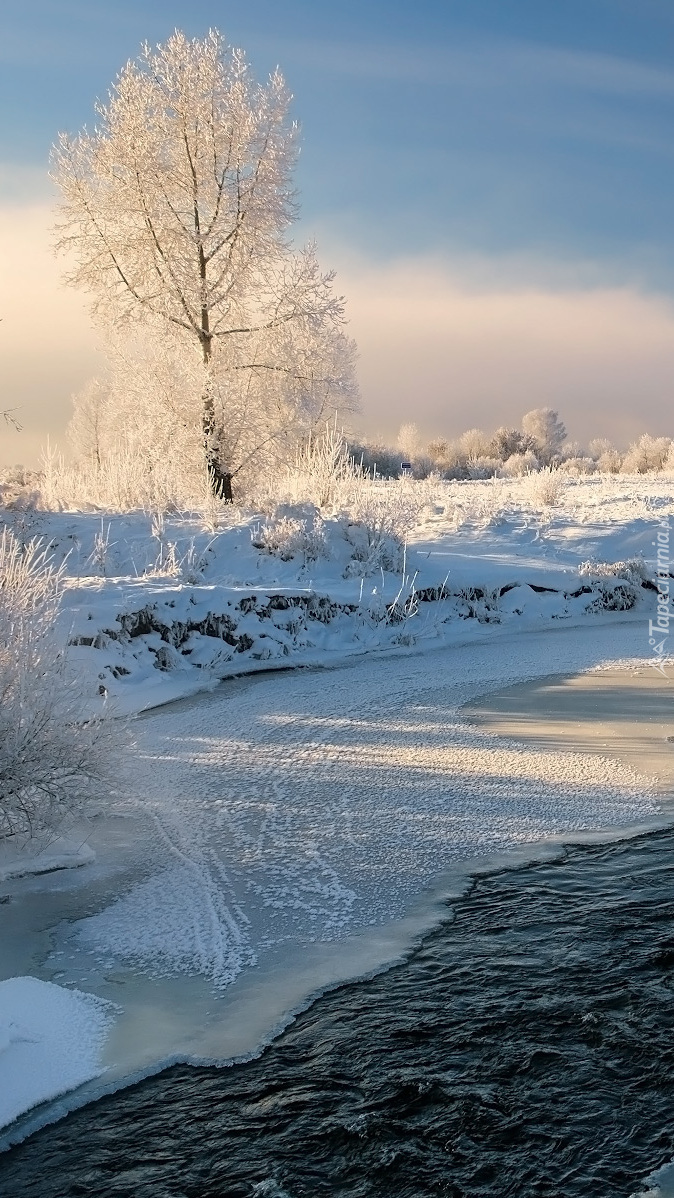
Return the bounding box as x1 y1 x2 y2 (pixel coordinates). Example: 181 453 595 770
3 0 674 275
3 0 674 460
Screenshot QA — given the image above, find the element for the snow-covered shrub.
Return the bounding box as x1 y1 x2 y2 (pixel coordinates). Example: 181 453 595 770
621 434 672 475
449 479 510 530
411 454 434 480
346 440 401 479
344 525 403 576
588 439 622 474
466 455 502 480
490 427 531 461
40 440 214 514
253 511 328 563
579 557 648 585
343 483 427 576
500 450 539 478
456 585 501 623
283 423 362 512
179 539 213 585
527 467 566 508
427 439 467 480
0 529 111 841
559 456 596 476
426 438 451 467
0 464 42 512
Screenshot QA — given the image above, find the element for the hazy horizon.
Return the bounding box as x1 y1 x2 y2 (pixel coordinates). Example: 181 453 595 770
2 1 674 467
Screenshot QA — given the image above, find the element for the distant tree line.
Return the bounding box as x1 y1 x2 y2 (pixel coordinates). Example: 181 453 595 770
348 409 674 480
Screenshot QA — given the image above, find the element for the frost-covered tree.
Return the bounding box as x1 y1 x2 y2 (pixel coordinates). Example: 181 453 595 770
521 408 567 465
588 438 622 473
458 428 491 459
67 378 112 468
620 433 671 474
0 531 111 840
396 423 420 460
52 29 357 499
490 426 529 462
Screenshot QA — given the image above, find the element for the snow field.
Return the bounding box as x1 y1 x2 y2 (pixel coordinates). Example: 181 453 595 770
4 469 667 716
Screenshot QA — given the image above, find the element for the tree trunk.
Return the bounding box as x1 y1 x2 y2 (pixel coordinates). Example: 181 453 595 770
199 331 233 500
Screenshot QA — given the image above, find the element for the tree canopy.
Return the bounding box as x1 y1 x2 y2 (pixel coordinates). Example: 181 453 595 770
53 30 357 497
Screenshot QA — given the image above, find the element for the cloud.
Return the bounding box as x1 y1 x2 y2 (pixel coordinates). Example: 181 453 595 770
332 251 674 448
1 198 673 469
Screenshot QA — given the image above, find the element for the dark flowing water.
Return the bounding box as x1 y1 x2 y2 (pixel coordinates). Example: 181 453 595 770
2 828 674 1198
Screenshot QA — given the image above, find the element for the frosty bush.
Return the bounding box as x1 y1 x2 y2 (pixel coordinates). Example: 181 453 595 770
500 450 539 478
620 435 672 475
343 483 427 576
527 466 567 508
466 455 503 480
41 439 214 515
0 529 111 841
579 557 648 585
253 512 328 563
282 423 361 512
588 439 622 473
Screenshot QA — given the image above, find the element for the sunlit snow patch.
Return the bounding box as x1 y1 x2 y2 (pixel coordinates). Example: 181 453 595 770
0 977 115 1129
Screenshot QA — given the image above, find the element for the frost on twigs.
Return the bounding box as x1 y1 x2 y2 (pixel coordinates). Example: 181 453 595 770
51 31 358 507
525 466 567 509
343 485 427 578
577 557 647 611
252 510 328 563
0 530 114 843
280 423 362 513
578 557 648 584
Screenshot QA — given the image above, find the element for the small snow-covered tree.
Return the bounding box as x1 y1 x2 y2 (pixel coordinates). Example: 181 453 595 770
0 530 111 840
52 29 357 498
521 408 566 465
396 423 420 461
490 427 528 462
588 438 622 474
458 428 490 459
67 378 112 468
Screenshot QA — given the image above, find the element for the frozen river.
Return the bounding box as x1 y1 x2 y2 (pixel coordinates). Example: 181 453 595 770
0 617 666 1146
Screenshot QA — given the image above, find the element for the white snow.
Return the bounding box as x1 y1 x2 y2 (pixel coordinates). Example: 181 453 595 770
10 471 667 716
0 841 95 882
0 977 115 1129
0 473 672 1136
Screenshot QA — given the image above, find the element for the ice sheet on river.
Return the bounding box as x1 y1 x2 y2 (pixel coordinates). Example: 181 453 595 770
74 622 658 989
0 621 664 1138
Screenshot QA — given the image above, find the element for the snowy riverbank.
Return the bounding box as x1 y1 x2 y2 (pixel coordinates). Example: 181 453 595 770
2 471 667 716
0 474 672 1143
